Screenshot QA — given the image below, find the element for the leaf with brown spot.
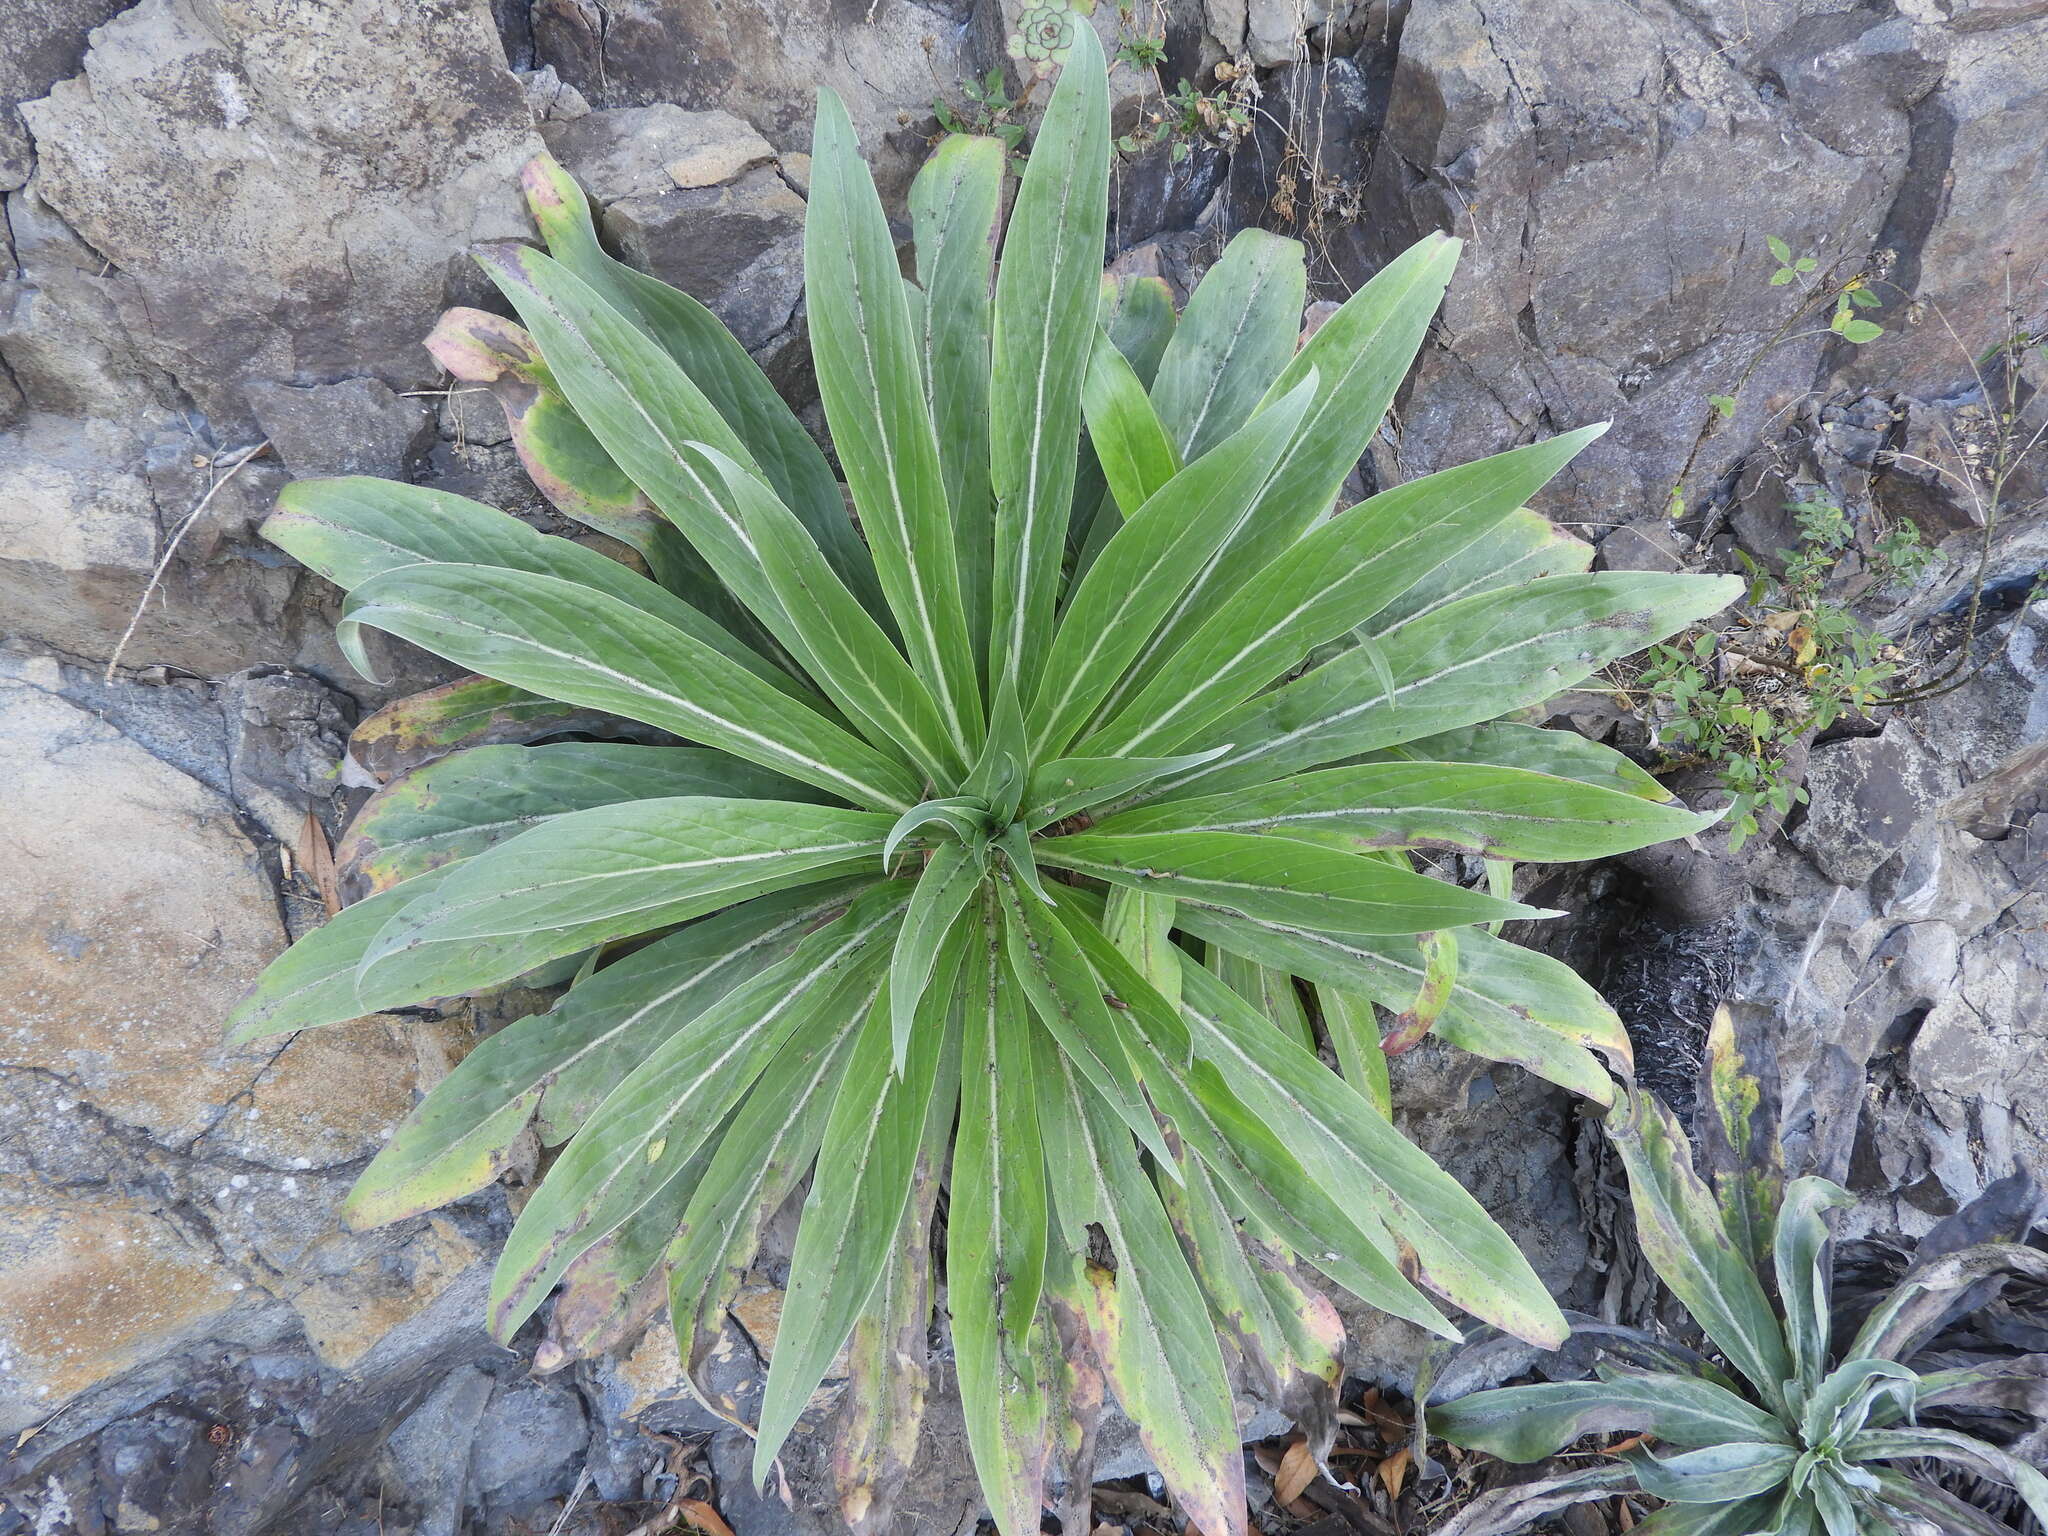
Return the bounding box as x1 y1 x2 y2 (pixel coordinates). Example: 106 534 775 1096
347 674 663 784
1380 928 1456 1055
425 308 673 562
543 1140 709 1363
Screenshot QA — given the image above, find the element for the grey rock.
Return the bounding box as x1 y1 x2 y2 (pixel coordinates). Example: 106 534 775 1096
519 64 591 123
0 0 128 191
439 381 515 449
538 104 808 350
530 0 974 198
469 1379 589 1514
1793 720 1956 885
218 667 355 842
0 184 167 420
602 169 807 350
540 104 775 201
1114 140 1229 251
704 1425 815 1536
1836 19 2048 401
19 0 541 433
0 652 506 1531
245 377 437 482
1599 520 1694 574
1340 0 1949 528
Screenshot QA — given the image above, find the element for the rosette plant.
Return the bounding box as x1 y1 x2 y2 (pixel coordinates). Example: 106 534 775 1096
230 27 1738 1535
1434 1016 2048 1536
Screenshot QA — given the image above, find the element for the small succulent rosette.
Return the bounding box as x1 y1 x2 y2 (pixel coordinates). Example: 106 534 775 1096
1007 0 1096 74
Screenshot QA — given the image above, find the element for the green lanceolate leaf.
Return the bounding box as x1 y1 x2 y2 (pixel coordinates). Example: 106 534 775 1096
950 890 1053 1536
1068 273 1183 574
519 155 884 620
1035 828 1542 935
1623 1441 1798 1504
1179 962 1568 1345
1018 748 1233 830
1633 1494 1795 1536
1432 1368 1793 1463
1149 227 1307 461
490 886 907 1341
1353 719 1672 802
335 743 820 896
1864 1468 2029 1536
882 797 987 868
1799 1358 1917 1449
1173 904 1629 1101
996 874 1177 1172
226 865 457 1042
1107 235 1461 706
1055 1053 1247 1536
1700 1006 1785 1274
1088 758 1714 864
1101 272 1178 386
1319 988 1392 1116
663 978 870 1382
1044 887 1191 1064
354 796 890 1004
1608 1085 1796 1411
1036 1265 1109 1535
337 562 923 811
544 1135 713 1364
1082 329 1181 518
1091 425 1608 756
807 88 981 754
755 941 967 1480
909 134 1004 662
1101 885 1183 1010
1208 945 1316 1053
988 22 1110 698
264 476 806 700
473 244 813 665
1141 573 1745 803
832 1060 953 1536
1361 505 1593 640
702 443 966 783
963 668 1030 826
1135 1036 1454 1335
1029 374 1318 759
1379 925 1457 1053
1160 1144 1343 1454
342 885 860 1225
889 842 982 1070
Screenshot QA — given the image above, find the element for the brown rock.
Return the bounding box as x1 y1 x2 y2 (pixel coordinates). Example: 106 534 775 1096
0 658 285 1143
0 1196 246 1428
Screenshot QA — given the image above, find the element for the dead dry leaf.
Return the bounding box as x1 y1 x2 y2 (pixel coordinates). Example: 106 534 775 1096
1274 1437 1318 1506
1378 1446 1412 1502
297 807 341 917
675 1499 736 1536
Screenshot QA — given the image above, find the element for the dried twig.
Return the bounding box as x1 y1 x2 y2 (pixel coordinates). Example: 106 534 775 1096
103 439 271 683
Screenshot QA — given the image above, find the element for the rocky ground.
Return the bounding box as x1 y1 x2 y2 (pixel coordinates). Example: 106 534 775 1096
0 0 2042 1532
